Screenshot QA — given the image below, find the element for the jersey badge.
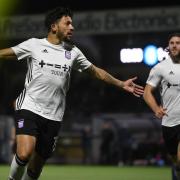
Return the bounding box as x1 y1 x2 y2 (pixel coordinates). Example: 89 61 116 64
65 51 71 59
18 119 24 128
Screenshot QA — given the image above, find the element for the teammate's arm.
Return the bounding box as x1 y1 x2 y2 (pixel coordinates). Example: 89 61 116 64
85 64 144 97
0 48 17 60
143 84 167 118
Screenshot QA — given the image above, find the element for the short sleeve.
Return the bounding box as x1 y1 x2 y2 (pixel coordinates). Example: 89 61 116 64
73 48 92 72
146 65 162 87
11 38 34 60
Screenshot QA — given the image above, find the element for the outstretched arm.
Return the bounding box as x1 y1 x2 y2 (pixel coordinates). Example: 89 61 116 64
85 64 144 97
0 48 17 60
143 84 167 118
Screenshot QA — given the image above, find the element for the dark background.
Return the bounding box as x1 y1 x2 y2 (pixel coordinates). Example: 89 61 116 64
0 0 178 165
9 0 180 15
0 0 178 17
0 0 179 115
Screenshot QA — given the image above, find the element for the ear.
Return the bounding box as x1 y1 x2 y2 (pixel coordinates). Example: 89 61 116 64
51 23 57 33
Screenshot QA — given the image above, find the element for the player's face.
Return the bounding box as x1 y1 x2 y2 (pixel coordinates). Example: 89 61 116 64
54 16 74 41
168 36 180 58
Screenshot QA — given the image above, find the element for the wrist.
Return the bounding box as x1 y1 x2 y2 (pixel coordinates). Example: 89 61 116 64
120 81 125 89
153 106 159 113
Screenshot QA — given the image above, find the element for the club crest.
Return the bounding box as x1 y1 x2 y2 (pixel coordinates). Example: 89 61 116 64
18 119 24 128
65 51 71 59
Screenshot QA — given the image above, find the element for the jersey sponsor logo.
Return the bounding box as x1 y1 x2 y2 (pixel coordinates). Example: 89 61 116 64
18 119 24 128
65 51 71 59
167 82 180 88
167 82 171 88
39 60 46 68
51 70 64 76
39 60 71 72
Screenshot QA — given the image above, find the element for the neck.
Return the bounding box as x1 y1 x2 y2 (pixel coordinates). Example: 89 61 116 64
47 33 62 45
171 56 180 64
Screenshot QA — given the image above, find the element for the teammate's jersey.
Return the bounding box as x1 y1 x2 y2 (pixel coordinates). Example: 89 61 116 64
146 56 180 127
12 38 92 121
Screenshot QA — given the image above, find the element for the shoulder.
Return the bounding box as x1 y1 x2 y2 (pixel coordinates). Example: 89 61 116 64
149 62 162 75
154 57 170 69
63 41 86 57
27 37 39 42
31 38 45 44
158 57 172 69
23 38 41 45
26 38 48 49
70 44 84 56
149 58 170 76
72 45 81 53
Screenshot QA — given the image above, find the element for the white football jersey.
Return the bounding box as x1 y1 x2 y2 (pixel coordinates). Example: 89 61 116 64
12 38 92 121
146 56 180 127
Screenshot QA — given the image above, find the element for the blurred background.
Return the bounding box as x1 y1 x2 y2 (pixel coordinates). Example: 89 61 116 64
0 0 180 167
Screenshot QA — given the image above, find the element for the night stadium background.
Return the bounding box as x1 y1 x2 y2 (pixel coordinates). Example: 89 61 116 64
0 0 180 179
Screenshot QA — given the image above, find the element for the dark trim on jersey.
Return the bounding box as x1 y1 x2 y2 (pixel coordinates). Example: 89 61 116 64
27 58 33 83
16 88 26 110
16 58 32 110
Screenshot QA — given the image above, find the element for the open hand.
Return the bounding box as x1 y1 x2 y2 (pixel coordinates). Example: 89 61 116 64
123 77 144 97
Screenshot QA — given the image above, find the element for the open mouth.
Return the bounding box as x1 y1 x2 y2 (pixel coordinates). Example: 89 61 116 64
67 32 73 36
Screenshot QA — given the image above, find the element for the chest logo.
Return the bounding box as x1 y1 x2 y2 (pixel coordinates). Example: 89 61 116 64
169 71 174 75
39 60 71 72
42 49 48 53
65 51 71 59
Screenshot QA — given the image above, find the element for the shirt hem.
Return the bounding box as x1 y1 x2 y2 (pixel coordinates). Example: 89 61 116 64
17 107 63 122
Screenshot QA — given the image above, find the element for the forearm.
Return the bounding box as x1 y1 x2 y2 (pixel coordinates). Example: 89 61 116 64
0 48 17 60
143 91 159 113
87 65 124 89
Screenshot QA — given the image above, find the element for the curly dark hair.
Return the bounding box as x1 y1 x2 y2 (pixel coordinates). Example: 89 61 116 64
167 32 180 42
44 7 73 32
165 32 180 52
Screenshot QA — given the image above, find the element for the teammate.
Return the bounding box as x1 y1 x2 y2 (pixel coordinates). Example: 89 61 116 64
0 7 144 180
143 33 180 180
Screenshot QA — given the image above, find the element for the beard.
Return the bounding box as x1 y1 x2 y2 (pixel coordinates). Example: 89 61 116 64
56 32 72 44
170 51 180 63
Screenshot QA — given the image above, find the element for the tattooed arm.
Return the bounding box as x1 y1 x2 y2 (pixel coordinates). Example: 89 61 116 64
85 64 144 97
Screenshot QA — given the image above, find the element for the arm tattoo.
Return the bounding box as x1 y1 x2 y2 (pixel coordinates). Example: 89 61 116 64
85 65 123 88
